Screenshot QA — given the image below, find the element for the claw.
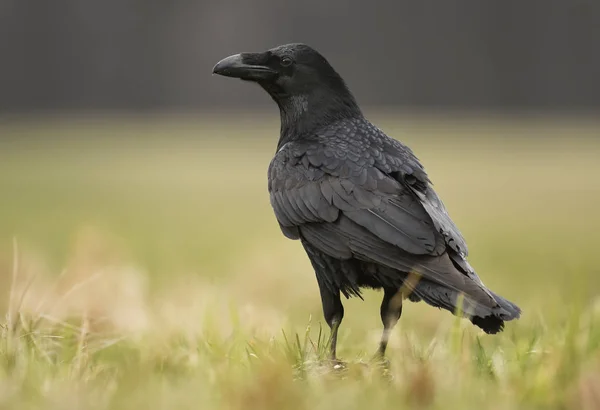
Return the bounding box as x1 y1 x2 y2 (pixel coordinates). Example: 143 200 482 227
330 358 347 370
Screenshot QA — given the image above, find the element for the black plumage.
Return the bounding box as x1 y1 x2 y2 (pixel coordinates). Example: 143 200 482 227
213 43 521 360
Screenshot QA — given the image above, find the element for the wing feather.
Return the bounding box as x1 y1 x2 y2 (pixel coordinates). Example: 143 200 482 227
268 134 477 295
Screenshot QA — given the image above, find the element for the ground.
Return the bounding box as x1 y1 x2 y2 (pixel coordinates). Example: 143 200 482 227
0 113 599 409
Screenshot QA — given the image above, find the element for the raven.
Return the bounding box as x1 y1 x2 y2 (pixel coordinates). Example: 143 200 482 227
213 44 521 360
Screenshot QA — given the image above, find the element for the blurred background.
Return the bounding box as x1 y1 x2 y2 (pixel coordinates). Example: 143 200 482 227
0 0 599 339
1 0 600 112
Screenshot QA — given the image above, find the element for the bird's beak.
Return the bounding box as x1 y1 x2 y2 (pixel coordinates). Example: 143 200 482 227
212 53 277 81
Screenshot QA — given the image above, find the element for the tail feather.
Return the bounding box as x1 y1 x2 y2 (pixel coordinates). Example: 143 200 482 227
489 290 522 320
471 315 505 334
408 279 521 334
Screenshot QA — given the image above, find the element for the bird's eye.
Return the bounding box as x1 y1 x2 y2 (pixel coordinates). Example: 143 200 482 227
281 57 293 67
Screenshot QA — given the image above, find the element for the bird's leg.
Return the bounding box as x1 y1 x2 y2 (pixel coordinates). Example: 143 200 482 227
329 317 342 362
317 281 344 363
377 287 403 357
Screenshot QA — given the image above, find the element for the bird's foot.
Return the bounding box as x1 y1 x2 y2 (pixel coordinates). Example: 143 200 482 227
370 353 390 369
370 352 392 379
329 358 347 371
366 353 392 382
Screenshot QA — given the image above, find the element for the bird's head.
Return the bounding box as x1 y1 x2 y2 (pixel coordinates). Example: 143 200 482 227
213 44 361 133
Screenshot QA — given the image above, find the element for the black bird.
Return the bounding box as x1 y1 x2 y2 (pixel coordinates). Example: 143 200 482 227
213 44 521 360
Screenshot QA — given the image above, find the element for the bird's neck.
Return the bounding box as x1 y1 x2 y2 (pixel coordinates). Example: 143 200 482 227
275 90 362 149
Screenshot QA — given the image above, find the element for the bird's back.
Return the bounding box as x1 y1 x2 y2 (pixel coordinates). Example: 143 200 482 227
268 115 520 333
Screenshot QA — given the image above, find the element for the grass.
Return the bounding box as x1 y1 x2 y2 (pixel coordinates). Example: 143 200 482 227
0 113 599 409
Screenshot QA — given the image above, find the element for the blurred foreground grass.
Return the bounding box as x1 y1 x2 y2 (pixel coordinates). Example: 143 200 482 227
0 113 599 409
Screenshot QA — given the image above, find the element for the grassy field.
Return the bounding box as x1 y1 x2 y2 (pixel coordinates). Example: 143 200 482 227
0 113 599 409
